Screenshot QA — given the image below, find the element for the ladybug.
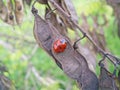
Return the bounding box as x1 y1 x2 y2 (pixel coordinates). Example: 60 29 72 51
53 38 67 53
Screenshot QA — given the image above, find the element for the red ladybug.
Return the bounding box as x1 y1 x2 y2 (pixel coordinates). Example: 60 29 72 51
53 38 67 53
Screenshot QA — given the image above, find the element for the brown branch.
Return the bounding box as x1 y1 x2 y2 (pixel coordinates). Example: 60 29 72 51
32 5 99 90
32 1 120 90
48 0 119 66
48 0 104 53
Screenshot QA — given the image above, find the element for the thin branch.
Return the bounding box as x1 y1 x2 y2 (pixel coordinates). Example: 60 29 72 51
48 0 120 66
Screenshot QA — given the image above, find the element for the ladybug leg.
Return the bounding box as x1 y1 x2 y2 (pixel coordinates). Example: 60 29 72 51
73 33 86 49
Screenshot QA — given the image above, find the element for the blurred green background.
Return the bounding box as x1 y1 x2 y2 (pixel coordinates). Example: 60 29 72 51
0 0 120 90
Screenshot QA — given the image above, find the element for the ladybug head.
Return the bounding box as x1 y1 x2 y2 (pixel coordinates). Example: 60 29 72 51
53 38 67 53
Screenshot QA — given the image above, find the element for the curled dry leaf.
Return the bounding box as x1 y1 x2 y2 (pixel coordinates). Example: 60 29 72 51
32 7 99 90
14 0 24 25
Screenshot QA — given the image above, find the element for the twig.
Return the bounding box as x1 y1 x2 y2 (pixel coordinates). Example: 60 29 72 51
48 0 104 53
48 0 71 19
48 0 120 66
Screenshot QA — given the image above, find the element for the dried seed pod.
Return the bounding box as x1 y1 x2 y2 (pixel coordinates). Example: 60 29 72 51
32 7 63 69
99 68 119 90
49 0 78 30
45 8 67 36
6 0 15 25
14 0 24 25
32 6 98 90
61 0 78 29
0 0 8 23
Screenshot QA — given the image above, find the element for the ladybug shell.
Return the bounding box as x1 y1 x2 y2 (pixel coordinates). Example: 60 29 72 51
53 39 67 53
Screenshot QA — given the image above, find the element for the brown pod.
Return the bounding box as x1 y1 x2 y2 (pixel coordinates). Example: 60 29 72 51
99 68 119 90
61 0 78 29
32 6 98 90
32 7 62 69
14 0 24 25
45 8 67 36
49 0 78 30
0 0 8 23
6 0 15 25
